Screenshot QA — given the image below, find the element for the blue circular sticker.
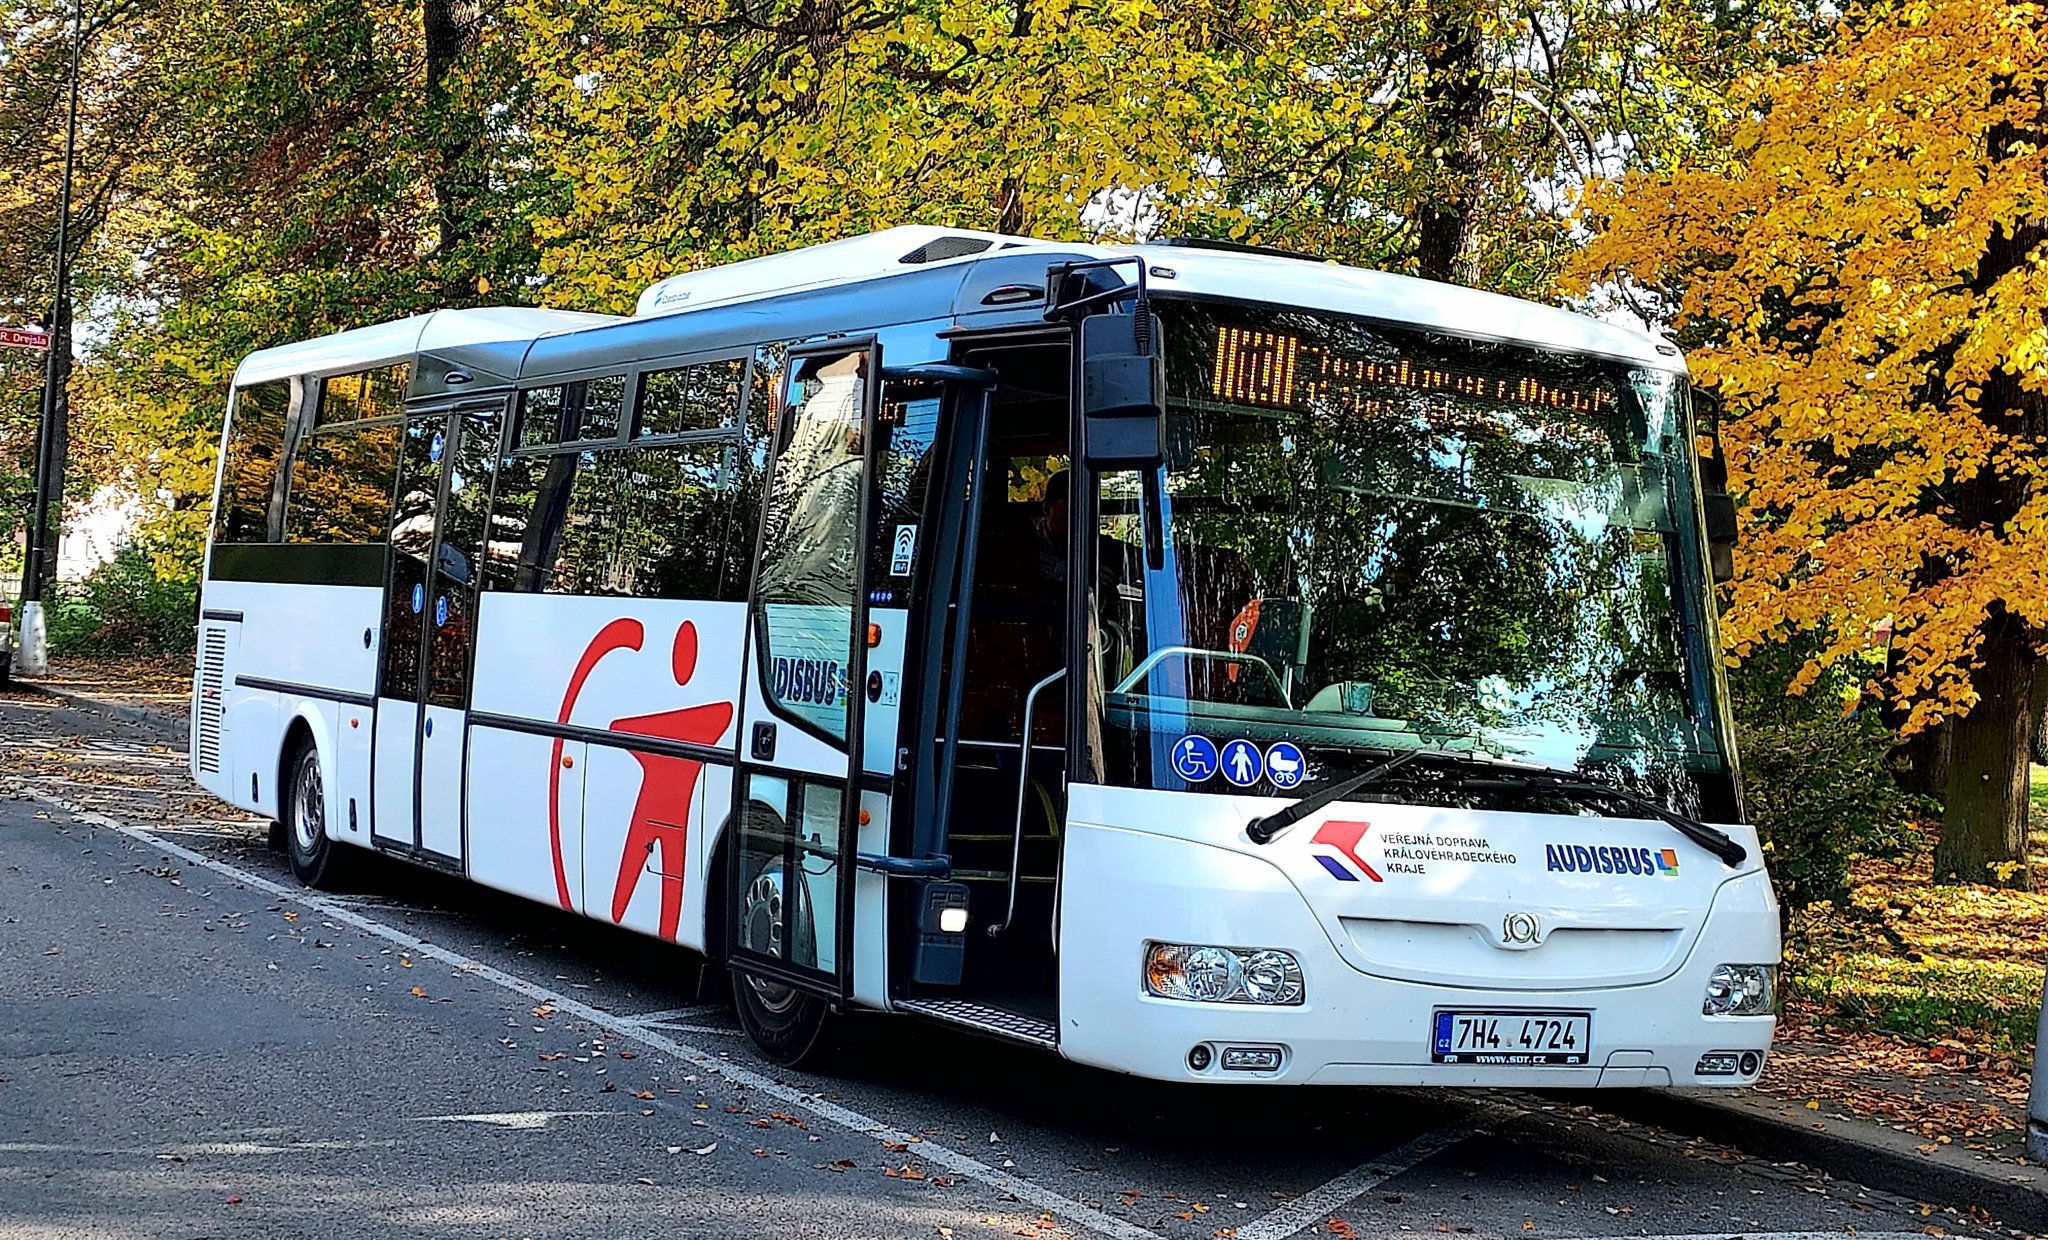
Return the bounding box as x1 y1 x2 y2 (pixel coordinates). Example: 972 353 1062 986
1220 738 1265 787
429 431 445 463
435 595 449 627
1265 741 1307 790
1170 734 1219 782
410 583 425 614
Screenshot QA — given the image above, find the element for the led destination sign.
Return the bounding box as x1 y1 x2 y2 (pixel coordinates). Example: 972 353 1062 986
1210 324 1616 418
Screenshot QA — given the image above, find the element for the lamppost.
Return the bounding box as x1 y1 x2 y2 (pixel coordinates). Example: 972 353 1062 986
20 0 84 677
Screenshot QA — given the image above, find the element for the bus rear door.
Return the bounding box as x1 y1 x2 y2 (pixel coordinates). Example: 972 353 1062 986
372 395 504 864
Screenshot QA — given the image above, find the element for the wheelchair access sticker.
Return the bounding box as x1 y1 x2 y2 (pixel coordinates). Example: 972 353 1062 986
1170 734 1219 782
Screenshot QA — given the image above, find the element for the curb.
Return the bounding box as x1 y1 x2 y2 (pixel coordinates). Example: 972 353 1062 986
1576 1087 2048 1232
14 680 181 732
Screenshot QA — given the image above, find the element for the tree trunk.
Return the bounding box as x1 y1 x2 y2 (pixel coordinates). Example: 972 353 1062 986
1936 616 2036 888
421 0 482 301
1893 719 1950 797
1412 0 1488 285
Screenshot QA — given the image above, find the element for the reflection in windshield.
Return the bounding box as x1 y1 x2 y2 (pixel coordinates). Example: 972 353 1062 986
1092 304 1734 818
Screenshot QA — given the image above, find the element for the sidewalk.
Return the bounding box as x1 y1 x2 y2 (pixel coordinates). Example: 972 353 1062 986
1593 1022 2048 1232
11 654 190 730
15 668 2048 1231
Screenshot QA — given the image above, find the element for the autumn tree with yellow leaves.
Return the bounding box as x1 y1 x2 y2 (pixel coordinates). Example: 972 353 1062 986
1575 0 2048 886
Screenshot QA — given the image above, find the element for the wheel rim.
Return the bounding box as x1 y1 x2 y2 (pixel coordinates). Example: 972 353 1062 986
741 863 799 1014
292 750 323 855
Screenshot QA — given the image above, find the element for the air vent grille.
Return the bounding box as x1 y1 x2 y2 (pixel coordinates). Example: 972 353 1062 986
196 627 227 774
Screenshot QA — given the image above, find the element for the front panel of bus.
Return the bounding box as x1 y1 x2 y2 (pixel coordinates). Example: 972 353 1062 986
1052 297 1776 1087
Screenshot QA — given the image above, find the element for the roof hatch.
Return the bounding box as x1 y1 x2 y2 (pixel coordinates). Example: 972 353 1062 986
632 225 1047 318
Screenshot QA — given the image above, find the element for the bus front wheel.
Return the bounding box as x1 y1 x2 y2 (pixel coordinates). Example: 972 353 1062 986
729 855 837 1068
282 735 351 889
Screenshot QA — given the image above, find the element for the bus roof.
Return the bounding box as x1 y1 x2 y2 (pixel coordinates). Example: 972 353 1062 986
231 306 623 387
631 227 1685 372
230 229 1683 387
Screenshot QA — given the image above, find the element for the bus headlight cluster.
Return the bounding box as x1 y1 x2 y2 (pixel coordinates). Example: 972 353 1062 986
1702 964 1775 1016
1145 944 1304 1006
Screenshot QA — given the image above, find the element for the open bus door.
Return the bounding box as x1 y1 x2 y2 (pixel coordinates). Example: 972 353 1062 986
726 342 884 1030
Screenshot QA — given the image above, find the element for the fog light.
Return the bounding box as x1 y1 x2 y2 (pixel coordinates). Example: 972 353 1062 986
1187 1044 1213 1071
1739 1051 1762 1076
1220 1045 1284 1072
1702 964 1775 1016
1695 1051 1741 1077
1146 944 1305 1005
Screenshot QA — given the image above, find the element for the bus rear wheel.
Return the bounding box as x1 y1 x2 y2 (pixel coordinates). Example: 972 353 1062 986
282 736 351 889
729 854 837 1068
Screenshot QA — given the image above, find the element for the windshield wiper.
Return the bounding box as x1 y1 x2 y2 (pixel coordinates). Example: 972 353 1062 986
1245 748 1424 844
1444 765 1747 868
1243 749 1749 869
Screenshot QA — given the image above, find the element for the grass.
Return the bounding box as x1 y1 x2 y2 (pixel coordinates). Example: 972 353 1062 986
1781 771 2048 1060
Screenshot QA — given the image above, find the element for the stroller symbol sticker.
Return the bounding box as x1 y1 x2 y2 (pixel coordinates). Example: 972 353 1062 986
1265 741 1307 790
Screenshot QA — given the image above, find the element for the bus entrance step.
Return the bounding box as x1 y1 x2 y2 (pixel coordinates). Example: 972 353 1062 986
893 998 1058 1049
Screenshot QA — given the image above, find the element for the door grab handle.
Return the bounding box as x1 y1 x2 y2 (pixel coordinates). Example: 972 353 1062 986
989 668 1065 938
855 853 952 878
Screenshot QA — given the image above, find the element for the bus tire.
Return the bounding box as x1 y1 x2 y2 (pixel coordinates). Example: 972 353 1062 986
282 734 351 889
729 851 837 1068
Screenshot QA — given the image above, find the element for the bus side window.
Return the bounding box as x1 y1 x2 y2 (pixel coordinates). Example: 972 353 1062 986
727 344 783 598
216 380 293 544
484 439 740 602
286 419 402 544
638 358 744 437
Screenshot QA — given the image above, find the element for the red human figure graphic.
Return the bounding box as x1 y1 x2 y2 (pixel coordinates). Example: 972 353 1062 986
550 617 644 908
606 621 735 941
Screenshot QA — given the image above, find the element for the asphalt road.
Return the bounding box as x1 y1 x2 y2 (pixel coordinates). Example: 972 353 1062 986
0 690 2007 1240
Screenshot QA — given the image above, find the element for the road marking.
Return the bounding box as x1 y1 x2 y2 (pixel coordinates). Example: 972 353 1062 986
1234 1123 1481 1240
409 1111 609 1130
614 1004 726 1024
13 784 1162 1240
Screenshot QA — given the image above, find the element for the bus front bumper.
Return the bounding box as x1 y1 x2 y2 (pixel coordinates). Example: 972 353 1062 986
1055 821 1777 1087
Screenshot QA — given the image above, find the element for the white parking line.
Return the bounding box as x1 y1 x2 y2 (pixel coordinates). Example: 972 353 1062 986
615 1004 727 1024
12 785 1162 1240
1234 1123 1481 1240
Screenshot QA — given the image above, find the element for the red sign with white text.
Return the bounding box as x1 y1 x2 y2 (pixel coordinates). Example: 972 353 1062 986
0 327 49 351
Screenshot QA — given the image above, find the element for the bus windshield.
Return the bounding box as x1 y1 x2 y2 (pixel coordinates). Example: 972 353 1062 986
1092 302 1734 816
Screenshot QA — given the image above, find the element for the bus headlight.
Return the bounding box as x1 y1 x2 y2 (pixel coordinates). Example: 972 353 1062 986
1702 964 1775 1016
1145 944 1305 1006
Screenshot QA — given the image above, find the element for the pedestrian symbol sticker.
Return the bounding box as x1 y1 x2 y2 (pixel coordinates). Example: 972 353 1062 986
1220 739 1264 787
435 595 449 627
890 524 918 576
1171 734 1218 782
410 583 425 614
1265 741 1307 790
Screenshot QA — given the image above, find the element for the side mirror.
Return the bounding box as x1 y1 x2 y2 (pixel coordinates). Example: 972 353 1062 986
1703 491 1738 584
1079 311 1165 470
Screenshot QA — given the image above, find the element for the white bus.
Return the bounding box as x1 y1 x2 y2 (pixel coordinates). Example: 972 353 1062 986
192 226 1777 1085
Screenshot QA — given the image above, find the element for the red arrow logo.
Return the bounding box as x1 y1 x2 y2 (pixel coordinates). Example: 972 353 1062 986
1312 819 1383 882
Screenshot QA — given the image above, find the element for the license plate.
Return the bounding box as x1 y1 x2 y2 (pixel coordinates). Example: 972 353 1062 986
1431 1010 1591 1065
